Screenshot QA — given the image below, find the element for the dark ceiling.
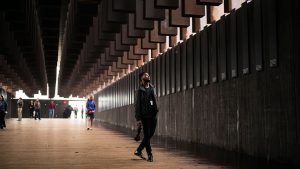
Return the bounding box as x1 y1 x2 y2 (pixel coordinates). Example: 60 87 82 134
0 0 62 97
1 0 225 98
38 0 61 98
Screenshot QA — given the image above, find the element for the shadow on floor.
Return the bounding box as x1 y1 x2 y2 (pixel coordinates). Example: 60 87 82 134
94 121 298 169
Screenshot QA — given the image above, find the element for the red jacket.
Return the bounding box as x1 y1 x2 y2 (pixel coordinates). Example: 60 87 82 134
48 103 56 109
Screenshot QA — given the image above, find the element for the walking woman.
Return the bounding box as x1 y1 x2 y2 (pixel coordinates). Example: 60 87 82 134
0 95 8 129
86 96 96 130
134 72 159 162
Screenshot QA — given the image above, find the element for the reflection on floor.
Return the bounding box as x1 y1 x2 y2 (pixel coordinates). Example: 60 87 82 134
0 118 297 169
97 121 298 169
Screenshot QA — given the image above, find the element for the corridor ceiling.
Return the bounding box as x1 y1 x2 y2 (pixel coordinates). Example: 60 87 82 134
0 0 224 97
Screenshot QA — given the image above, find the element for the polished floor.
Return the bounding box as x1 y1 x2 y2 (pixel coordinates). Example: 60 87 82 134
0 118 233 169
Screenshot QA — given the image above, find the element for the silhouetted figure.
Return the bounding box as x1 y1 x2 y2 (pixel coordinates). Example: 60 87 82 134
34 98 41 120
73 105 78 119
81 105 84 119
134 72 158 162
29 100 34 118
48 101 56 118
0 95 8 129
63 105 73 118
17 97 23 121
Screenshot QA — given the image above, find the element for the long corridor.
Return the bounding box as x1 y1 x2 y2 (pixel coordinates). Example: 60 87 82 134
0 119 231 169
1 0 299 168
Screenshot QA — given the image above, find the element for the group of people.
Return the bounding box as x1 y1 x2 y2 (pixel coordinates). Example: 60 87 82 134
17 98 42 121
71 105 84 119
1 71 158 162
16 98 88 120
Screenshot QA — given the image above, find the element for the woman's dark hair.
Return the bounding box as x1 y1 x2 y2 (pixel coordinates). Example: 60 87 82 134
0 95 4 101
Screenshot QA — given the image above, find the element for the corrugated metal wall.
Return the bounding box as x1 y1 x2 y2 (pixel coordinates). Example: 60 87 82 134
94 0 299 166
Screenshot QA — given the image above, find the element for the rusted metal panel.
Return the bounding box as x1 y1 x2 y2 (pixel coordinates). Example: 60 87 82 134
200 27 208 85
217 16 227 81
180 41 187 90
186 35 194 89
170 1 190 27
150 21 166 43
141 31 157 49
144 0 165 20
112 0 135 12
134 39 149 55
196 0 222 6
208 23 217 83
121 24 137 45
175 44 181 92
237 3 249 75
226 10 237 78
155 0 179 9
262 0 277 67
159 10 177 36
135 0 154 29
165 50 171 95
193 33 201 87
128 14 145 38
182 0 205 17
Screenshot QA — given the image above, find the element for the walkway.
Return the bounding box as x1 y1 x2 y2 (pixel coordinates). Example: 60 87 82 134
0 119 229 169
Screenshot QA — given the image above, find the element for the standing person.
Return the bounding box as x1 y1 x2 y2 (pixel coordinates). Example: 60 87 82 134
81 105 84 119
48 101 56 118
86 96 96 130
134 72 159 162
0 95 8 129
29 100 34 118
34 98 41 120
17 97 23 121
73 105 78 119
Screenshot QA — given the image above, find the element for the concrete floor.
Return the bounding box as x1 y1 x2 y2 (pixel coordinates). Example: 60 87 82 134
0 118 231 169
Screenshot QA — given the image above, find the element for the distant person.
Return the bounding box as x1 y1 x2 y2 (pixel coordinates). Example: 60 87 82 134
86 96 96 130
81 105 84 119
63 105 73 118
0 95 8 129
134 72 158 162
17 97 23 121
48 101 56 118
73 105 78 119
34 98 41 120
29 100 34 118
